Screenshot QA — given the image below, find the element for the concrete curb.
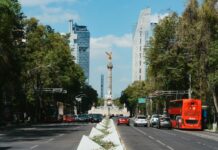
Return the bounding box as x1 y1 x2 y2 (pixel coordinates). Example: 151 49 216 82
77 118 125 150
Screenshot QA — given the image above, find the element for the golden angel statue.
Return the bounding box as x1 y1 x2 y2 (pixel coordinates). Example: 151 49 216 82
105 52 112 60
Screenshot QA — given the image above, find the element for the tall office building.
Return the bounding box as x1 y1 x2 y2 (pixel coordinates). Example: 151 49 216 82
132 8 157 82
69 20 90 83
100 74 104 98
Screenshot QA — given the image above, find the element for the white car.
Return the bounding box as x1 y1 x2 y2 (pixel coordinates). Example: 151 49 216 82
134 115 148 127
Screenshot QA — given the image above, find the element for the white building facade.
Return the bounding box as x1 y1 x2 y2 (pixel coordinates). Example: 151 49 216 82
132 8 157 82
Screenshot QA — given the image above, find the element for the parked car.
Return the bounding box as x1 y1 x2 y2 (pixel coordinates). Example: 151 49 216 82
63 114 75 123
90 114 103 123
157 117 172 129
150 114 160 127
134 115 148 127
117 116 130 126
77 114 90 122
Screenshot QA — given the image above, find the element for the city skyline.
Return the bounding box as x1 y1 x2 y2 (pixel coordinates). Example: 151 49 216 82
19 0 187 97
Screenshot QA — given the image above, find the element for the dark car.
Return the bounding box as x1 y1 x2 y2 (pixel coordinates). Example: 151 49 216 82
90 114 103 123
157 117 172 129
77 114 90 122
117 116 130 126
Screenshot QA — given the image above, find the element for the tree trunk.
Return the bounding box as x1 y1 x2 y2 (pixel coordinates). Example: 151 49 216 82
212 89 218 114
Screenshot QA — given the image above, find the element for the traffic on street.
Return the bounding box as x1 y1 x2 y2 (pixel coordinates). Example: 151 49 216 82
115 117 218 150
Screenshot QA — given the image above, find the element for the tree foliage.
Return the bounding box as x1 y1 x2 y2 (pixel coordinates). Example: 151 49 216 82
0 1 97 123
120 0 218 118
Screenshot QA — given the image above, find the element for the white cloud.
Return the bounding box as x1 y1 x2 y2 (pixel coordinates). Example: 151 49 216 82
90 34 132 60
18 0 80 24
35 6 80 24
150 13 169 23
19 0 77 7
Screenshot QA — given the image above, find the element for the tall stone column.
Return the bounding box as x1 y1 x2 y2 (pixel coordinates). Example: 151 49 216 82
105 52 113 107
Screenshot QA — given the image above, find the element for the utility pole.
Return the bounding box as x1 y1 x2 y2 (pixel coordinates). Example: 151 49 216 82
188 74 192 98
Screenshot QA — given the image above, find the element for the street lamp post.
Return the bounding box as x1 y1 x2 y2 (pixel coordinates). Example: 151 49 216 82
75 94 86 115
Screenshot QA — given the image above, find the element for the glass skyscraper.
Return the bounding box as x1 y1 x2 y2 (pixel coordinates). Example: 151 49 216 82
69 20 90 83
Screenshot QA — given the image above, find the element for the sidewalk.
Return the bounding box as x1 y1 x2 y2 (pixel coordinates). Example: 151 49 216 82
0 123 32 131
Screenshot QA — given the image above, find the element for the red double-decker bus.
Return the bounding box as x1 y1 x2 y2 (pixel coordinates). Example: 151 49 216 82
168 98 202 130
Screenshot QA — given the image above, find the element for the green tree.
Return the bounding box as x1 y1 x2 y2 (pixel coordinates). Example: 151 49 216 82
0 0 25 122
120 81 149 116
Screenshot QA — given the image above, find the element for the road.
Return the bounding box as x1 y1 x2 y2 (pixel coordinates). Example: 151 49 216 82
116 120 218 150
0 123 94 150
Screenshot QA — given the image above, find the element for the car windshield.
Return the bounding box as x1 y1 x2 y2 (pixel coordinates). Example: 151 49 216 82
137 116 146 119
162 118 170 121
120 116 128 119
92 114 103 118
152 115 159 118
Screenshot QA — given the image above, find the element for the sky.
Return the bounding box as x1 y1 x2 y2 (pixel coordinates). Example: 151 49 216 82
18 0 188 98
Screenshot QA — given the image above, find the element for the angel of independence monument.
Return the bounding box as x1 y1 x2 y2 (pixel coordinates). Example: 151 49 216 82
105 52 113 107
88 52 129 116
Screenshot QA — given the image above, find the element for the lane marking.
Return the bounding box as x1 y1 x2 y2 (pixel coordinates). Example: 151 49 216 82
166 145 174 150
131 126 175 150
59 134 64 137
132 126 147 136
30 145 39 149
46 138 54 143
156 140 166 146
148 136 154 140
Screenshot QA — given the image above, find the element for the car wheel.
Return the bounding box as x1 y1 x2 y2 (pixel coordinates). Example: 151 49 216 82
134 123 137 127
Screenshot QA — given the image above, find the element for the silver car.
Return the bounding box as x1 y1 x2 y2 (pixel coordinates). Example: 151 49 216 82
134 115 148 127
150 114 160 127
157 117 172 129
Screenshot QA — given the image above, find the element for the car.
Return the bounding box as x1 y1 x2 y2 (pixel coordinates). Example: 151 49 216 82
157 117 172 129
63 114 75 123
90 114 103 123
117 116 130 126
134 115 148 127
150 114 160 127
76 114 90 122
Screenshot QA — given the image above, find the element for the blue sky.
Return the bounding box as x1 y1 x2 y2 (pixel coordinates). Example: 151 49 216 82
19 0 188 98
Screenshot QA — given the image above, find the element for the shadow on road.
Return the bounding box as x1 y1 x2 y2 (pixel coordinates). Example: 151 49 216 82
0 147 11 150
0 123 85 143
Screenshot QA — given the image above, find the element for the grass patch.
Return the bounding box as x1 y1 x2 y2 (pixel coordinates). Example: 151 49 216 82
92 118 116 149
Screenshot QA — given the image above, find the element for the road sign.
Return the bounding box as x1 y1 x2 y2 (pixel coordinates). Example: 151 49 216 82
138 98 146 104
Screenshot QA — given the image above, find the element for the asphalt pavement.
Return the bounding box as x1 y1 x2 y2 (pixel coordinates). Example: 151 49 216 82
115 119 218 150
0 123 94 150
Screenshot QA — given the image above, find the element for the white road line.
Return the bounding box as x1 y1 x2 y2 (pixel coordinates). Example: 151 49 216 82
46 138 54 143
148 136 154 140
59 134 64 137
132 126 147 136
30 145 39 149
156 140 166 146
166 145 174 150
131 126 175 150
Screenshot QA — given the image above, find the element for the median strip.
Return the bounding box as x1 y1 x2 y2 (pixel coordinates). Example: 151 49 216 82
77 118 125 150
